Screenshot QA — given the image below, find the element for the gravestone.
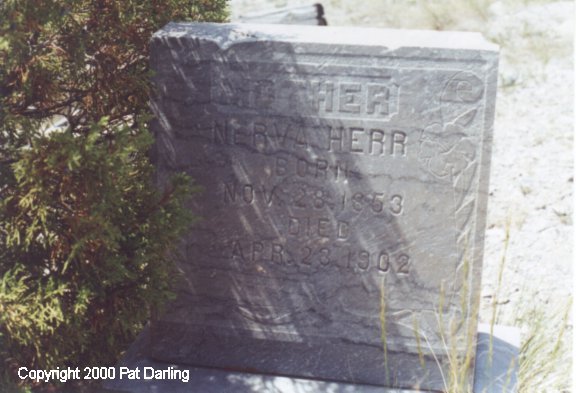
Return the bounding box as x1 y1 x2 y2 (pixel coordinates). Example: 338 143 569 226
149 22 498 391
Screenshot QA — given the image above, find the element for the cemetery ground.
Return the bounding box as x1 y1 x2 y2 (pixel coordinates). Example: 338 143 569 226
231 0 576 392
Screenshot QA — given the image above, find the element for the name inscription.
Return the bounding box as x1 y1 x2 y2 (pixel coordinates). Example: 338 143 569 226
211 117 408 156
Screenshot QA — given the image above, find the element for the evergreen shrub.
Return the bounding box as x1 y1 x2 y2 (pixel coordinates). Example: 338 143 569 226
0 0 228 387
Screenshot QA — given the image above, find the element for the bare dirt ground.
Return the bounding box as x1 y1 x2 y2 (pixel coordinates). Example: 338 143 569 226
229 0 574 389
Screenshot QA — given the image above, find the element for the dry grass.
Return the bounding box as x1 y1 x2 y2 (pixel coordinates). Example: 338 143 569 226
384 222 571 392
379 277 390 386
516 296 572 393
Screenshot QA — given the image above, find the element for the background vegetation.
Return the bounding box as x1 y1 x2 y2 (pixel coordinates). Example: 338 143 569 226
0 0 227 390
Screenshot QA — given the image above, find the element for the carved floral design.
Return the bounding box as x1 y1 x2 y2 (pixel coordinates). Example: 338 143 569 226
419 109 477 181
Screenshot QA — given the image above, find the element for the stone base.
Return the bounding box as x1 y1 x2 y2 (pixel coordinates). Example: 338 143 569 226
103 324 518 393
473 324 520 393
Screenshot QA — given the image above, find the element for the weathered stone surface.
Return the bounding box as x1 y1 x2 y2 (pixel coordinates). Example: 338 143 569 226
149 22 498 391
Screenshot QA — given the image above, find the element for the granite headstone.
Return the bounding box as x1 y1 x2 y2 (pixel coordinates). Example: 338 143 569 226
148 22 498 391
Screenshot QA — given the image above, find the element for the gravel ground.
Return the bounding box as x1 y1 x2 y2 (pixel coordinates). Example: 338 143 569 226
229 0 574 377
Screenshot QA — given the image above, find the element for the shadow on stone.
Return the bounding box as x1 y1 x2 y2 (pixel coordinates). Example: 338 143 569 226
147 22 499 391
104 324 519 392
